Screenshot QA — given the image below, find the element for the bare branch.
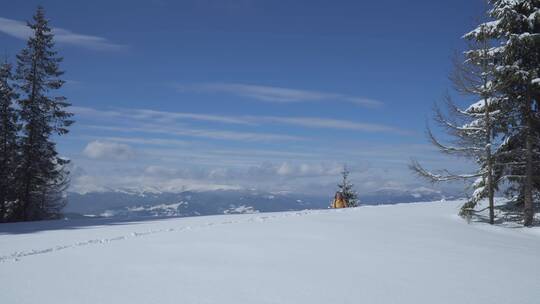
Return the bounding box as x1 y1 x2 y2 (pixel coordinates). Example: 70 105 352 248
409 159 484 183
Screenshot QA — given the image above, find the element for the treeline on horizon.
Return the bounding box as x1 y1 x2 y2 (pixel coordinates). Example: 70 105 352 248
0 7 73 222
411 0 539 227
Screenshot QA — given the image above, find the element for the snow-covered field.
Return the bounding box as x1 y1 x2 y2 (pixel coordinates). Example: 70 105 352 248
1 200 539 304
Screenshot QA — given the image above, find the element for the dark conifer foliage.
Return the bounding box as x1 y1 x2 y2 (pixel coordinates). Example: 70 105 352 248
484 0 540 227
13 6 73 221
337 166 359 207
0 61 20 222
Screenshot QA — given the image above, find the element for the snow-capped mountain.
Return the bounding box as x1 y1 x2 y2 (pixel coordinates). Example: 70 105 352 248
64 186 459 219
64 189 329 218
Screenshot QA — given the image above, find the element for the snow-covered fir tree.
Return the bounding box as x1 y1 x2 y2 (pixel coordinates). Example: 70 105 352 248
337 166 359 207
0 61 20 222
14 7 73 221
413 0 540 226
467 0 540 226
411 19 503 224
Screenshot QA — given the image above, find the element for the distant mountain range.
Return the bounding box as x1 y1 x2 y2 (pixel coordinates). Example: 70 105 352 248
360 187 459 205
64 187 459 219
64 189 328 219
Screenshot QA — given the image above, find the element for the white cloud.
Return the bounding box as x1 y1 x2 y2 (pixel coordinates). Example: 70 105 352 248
68 135 469 196
0 17 29 39
72 106 253 126
144 165 179 177
244 162 343 179
69 174 109 194
82 141 136 161
84 124 303 142
74 137 318 165
259 116 413 135
70 168 242 194
73 106 410 137
73 106 304 142
176 83 384 108
131 109 254 125
86 136 190 147
0 17 125 51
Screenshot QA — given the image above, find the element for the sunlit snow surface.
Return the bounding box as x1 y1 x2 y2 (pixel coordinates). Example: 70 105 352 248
1 200 539 304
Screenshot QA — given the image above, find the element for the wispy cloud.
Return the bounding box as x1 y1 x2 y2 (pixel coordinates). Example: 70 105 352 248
258 116 413 135
0 17 126 51
83 136 191 147
75 136 318 161
82 124 303 142
176 83 384 108
131 109 255 125
82 140 136 161
73 106 303 142
72 106 253 125
73 106 408 135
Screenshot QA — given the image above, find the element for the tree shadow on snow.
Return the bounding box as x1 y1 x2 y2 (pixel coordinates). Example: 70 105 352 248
0 214 198 235
468 210 538 228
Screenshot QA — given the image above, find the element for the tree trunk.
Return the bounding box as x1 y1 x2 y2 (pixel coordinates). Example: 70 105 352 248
524 127 534 227
482 50 495 224
486 148 495 224
523 99 534 227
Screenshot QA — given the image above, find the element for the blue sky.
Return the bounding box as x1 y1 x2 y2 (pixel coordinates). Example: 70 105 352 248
0 0 484 195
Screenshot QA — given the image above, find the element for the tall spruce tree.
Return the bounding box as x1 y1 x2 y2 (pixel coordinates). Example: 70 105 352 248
337 166 359 207
14 6 73 221
467 0 540 226
411 20 503 224
0 61 20 222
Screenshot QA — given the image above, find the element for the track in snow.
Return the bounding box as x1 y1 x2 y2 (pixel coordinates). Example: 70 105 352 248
0 209 327 263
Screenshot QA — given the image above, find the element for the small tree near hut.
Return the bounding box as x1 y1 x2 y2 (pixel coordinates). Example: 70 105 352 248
338 165 359 207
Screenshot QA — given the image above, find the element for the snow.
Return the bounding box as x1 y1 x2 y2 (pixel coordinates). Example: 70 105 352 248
1 200 539 304
466 97 498 113
463 20 500 39
223 205 259 214
126 202 189 216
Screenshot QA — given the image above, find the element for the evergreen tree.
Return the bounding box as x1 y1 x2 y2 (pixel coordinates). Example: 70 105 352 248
0 61 20 222
468 0 540 226
411 20 503 224
460 20 507 224
337 166 359 207
14 6 73 221
415 0 540 226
